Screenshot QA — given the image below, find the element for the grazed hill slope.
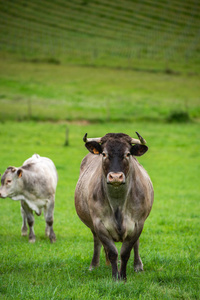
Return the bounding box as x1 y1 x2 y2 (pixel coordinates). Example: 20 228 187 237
0 0 199 71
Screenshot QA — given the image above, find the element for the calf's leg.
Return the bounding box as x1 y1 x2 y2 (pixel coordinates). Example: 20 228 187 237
44 198 56 243
21 201 35 243
20 201 28 236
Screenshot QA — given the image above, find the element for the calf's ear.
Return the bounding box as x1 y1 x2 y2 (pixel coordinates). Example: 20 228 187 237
130 144 148 156
17 169 23 178
85 141 102 155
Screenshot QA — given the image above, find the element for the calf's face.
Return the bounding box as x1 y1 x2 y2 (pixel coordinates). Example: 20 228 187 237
85 134 148 186
0 167 22 198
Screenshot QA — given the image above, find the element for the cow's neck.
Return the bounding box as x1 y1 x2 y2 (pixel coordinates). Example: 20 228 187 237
103 165 136 212
104 180 128 211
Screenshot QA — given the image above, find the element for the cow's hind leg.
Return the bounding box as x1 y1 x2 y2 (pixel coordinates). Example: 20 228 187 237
44 198 56 243
89 231 102 270
21 201 35 243
21 201 28 236
133 239 143 272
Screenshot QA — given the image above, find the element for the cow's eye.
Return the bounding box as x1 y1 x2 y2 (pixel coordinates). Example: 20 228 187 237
126 153 131 158
6 180 12 184
102 152 107 158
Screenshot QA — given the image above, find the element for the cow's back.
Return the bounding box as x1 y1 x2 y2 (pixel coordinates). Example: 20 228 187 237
23 154 58 194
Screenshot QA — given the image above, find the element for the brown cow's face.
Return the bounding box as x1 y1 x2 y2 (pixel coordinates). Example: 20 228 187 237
101 140 130 184
85 133 148 186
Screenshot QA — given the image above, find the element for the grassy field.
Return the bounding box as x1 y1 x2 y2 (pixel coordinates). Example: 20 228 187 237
0 0 200 72
0 56 200 123
0 1 199 297
0 120 199 299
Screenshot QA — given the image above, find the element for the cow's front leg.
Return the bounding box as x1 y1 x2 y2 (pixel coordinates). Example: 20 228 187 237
94 219 119 279
20 201 28 236
21 201 35 243
120 224 144 280
44 198 56 243
133 239 143 272
89 231 102 270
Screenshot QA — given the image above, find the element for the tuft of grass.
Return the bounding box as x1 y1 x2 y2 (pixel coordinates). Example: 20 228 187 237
167 110 191 123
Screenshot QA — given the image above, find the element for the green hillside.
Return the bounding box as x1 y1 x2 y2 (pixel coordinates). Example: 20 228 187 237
0 0 200 72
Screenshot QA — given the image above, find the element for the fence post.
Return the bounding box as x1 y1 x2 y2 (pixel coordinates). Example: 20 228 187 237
28 98 32 119
64 126 69 146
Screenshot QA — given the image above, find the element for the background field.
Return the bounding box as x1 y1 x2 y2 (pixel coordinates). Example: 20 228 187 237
0 0 200 73
0 56 200 123
0 0 200 299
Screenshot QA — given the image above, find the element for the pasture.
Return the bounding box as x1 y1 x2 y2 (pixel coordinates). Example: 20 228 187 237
0 57 200 123
0 120 199 299
0 0 199 297
0 0 200 73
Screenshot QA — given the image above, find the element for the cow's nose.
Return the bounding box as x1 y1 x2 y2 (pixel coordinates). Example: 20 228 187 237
107 172 125 185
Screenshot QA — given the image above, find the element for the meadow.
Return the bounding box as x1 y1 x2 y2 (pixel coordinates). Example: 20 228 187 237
0 119 199 299
0 56 200 123
0 0 199 297
1 0 200 73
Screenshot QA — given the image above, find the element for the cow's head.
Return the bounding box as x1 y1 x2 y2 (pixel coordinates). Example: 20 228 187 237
84 132 148 186
0 167 23 198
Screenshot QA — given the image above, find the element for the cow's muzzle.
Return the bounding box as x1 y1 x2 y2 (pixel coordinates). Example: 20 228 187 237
0 190 7 198
107 172 125 186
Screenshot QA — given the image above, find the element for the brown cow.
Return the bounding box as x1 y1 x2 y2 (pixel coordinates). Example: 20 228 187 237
75 132 154 280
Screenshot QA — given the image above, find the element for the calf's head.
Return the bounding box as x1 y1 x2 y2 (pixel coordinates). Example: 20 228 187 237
0 167 23 198
84 132 148 186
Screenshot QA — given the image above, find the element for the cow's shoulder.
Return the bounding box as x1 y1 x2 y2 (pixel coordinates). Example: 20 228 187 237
80 153 101 174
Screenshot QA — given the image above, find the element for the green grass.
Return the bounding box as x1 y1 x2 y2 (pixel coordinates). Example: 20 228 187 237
0 121 199 299
0 56 200 123
0 0 200 72
0 9 199 294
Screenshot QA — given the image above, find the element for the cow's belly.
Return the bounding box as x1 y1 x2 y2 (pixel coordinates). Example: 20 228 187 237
12 195 48 215
103 215 136 242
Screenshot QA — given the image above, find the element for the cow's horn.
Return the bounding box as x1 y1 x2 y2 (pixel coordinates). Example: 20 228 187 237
83 133 101 143
131 132 146 145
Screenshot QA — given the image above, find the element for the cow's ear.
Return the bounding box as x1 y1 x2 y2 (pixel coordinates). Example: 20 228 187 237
85 141 102 155
130 144 148 156
17 169 23 178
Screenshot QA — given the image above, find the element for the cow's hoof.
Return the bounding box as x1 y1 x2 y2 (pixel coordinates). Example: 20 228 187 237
50 235 56 243
29 238 36 243
134 264 143 272
134 257 143 272
21 231 28 236
21 226 28 236
45 228 50 237
50 238 56 243
89 264 99 271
